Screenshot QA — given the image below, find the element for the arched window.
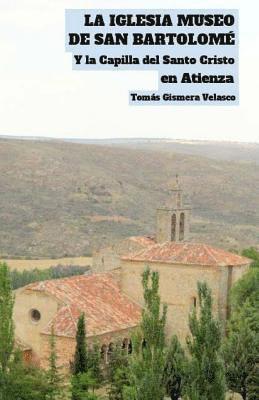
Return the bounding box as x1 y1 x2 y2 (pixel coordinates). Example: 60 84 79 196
171 214 176 241
179 213 185 241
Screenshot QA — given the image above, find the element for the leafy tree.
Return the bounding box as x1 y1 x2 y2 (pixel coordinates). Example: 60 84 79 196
108 343 129 400
73 313 88 375
71 372 101 400
0 262 58 400
0 262 14 374
5 351 52 400
223 260 259 400
223 302 258 400
123 268 167 400
231 268 259 314
163 335 187 400
247 359 259 400
184 282 226 400
87 342 102 386
0 262 15 400
242 247 259 267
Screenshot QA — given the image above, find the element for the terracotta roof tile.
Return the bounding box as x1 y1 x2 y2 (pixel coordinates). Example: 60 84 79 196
128 236 156 247
27 273 141 338
122 242 251 267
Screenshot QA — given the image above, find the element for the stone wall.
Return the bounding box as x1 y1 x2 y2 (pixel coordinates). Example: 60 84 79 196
92 238 153 273
15 286 138 370
40 326 138 371
14 287 59 357
156 207 191 243
120 259 249 342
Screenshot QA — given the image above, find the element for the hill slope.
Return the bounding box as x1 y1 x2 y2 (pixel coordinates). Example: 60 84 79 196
0 139 258 258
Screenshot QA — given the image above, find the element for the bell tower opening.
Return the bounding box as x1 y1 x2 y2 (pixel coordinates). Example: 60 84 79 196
156 176 191 243
179 212 185 241
171 214 176 241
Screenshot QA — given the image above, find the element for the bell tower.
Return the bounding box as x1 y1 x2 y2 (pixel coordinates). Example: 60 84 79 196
156 176 191 243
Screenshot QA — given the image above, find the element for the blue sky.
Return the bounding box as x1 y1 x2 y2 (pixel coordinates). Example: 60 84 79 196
0 0 258 142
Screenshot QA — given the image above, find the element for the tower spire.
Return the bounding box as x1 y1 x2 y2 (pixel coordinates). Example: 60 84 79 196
170 174 183 209
156 175 191 243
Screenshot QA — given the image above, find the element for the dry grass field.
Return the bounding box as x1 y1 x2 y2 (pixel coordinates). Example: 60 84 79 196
0 257 92 271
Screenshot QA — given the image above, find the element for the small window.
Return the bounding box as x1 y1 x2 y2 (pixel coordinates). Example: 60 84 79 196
30 309 41 323
179 213 185 241
171 214 176 241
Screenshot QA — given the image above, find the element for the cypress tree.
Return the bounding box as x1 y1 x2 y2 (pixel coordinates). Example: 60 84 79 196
123 267 167 400
74 313 88 375
185 282 226 400
87 342 102 385
71 313 88 400
47 325 63 400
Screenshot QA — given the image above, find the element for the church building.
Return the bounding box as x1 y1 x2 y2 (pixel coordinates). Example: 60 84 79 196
14 179 251 368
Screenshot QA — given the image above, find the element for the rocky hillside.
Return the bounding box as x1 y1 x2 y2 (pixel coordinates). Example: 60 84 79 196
0 138 258 258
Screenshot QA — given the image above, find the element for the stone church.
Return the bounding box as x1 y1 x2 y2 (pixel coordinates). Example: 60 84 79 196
14 179 251 369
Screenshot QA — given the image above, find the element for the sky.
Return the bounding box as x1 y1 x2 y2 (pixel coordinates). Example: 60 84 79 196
0 0 258 142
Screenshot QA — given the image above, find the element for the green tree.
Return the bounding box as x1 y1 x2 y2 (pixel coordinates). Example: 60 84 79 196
71 372 101 400
46 325 63 400
223 261 259 400
184 282 226 400
0 262 15 400
163 335 186 400
242 247 259 267
73 313 88 375
10 265 90 290
231 268 259 315
0 263 14 374
87 342 102 386
247 359 259 400
123 267 167 400
224 303 258 400
5 351 52 400
0 262 56 400
108 343 129 400
72 313 91 400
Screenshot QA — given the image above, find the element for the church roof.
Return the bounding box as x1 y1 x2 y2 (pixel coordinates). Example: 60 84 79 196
122 242 251 267
26 273 141 338
127 236 156 246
